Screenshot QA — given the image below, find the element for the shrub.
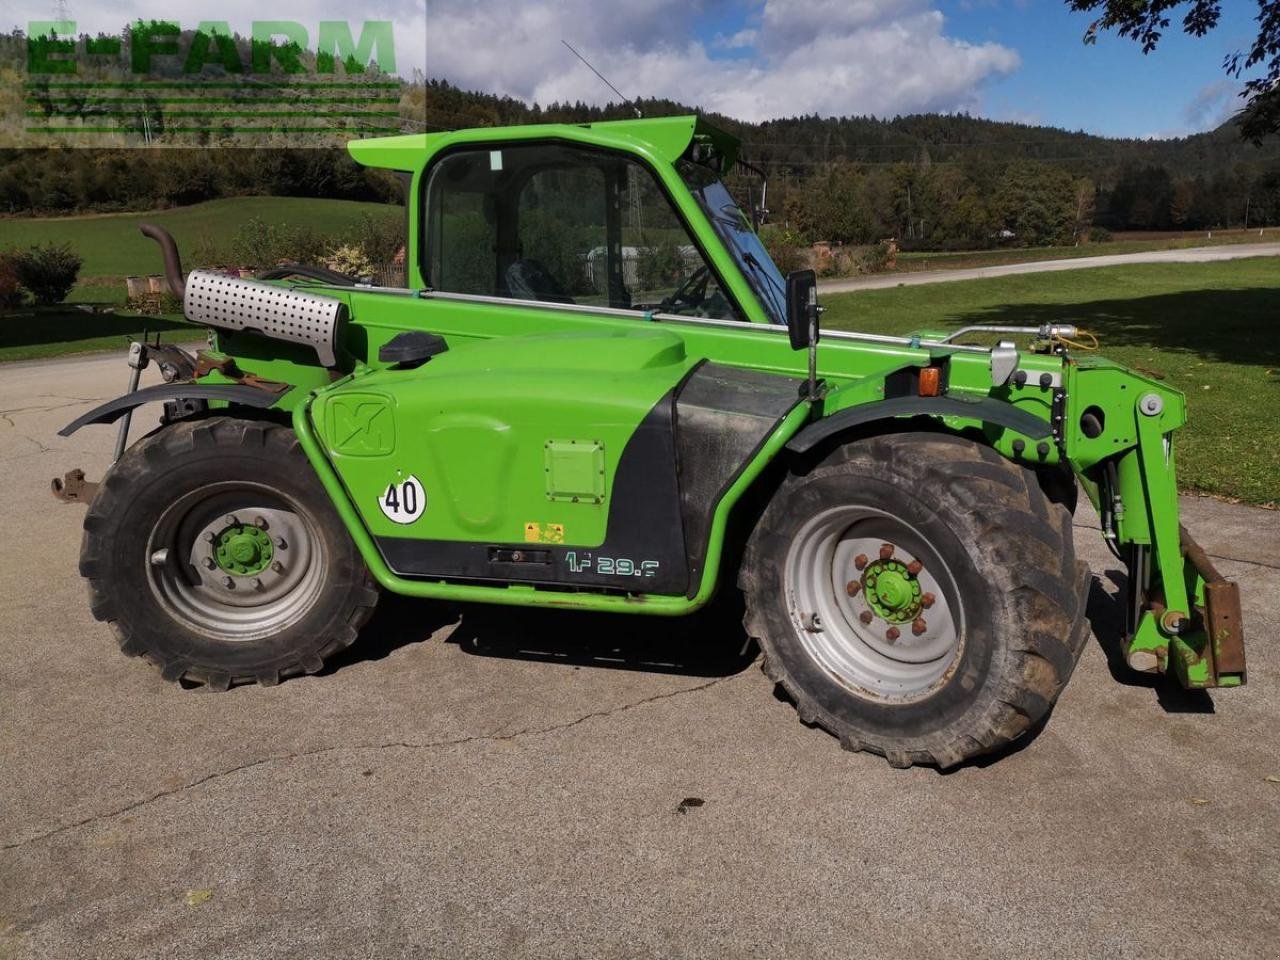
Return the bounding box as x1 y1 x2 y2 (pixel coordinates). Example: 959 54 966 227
857 241 893 274
290 226 331 265
227 218 356 269
231 216 282 268
764 228 808 275
1088 226 1113 243
325 244 374 280
354 212 405 264
0 251 24 309
14 242 83 305
636 239 686 293
192 231 232 268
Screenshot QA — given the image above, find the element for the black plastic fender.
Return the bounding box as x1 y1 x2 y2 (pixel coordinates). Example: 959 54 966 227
58 383 291 437
785 395 1051 455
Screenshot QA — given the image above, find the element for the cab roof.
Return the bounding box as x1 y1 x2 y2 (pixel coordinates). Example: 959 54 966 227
347 114 740 174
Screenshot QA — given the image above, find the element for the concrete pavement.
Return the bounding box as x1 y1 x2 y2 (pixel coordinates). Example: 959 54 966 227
1 351 1278 959
819 242 1280 292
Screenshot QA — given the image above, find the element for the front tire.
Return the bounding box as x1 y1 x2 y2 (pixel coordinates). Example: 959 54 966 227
741 432 1091 768
80 417 379 688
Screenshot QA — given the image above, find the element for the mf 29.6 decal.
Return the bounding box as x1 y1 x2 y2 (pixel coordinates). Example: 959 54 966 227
378 475 426 524
564 551 659 578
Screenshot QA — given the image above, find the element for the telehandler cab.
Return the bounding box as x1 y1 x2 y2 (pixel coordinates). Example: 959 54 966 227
54 116 1245 767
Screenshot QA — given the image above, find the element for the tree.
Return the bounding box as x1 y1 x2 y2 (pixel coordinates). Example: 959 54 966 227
1072 178 1096 241
993 163 1078 246
1067 1 1280 141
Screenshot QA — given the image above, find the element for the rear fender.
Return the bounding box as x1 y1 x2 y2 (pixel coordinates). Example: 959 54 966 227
58 383 292 437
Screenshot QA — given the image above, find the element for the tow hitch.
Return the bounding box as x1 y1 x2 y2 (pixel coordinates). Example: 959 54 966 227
50 337 199 505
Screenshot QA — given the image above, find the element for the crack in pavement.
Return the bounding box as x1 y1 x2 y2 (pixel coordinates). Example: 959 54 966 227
10 433 53 456
0 399 105 419
0 445 100 468
0 673 742 853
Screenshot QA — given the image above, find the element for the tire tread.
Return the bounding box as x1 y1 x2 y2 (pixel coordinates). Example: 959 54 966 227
741 432 1091 768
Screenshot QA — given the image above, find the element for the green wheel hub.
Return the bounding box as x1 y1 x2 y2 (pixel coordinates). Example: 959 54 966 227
863 559 923 623
214 524 274 577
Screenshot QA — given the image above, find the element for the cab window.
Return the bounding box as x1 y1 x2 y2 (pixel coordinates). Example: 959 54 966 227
422 143 740 320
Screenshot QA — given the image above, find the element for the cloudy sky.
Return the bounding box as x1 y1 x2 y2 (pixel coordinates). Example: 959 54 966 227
8 0 1265 138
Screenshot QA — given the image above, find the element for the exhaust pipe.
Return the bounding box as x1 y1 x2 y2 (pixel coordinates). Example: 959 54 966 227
139 222 186 299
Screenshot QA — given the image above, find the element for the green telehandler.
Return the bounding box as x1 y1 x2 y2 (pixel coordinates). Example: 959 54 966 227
53 116 1245 767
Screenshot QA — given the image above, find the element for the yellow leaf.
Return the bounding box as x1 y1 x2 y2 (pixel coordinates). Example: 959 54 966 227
1189 798 1210 806
185 889 212 907
1265 774 1280 784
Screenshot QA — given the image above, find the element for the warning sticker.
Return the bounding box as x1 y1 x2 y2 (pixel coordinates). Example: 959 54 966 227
524 522 565 544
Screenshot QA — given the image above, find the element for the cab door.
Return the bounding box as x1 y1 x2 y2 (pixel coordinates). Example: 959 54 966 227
421 141 743 322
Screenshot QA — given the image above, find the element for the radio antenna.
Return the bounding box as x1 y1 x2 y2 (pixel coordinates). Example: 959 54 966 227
561 40 642 118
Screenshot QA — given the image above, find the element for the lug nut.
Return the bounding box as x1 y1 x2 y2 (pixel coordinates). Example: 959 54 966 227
253 516 268 529
845 580 861 596
253 578 265 591
224 514 239 527
921 592 936 609
886 627 900 643
222 576 235 589
204 531 217 543
203 557 216 569
879 544 895 561
274 536 287 549
912 617 927 636
859 610 874 625
271 561 285 574
906 560 923 576
854 554 868 571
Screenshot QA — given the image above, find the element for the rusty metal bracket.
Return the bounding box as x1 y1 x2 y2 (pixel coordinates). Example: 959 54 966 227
51 468 99 504
193 352 290 394
193 351 237 379
1181 524 1246 680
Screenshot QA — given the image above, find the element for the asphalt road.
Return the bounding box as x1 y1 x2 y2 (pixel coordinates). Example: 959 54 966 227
818 242 1280 292
2 351 1278 960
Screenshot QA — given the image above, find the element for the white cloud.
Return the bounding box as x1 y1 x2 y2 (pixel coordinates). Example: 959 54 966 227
425 0 1017 120
1182 79 1243 132
6 1 1020 122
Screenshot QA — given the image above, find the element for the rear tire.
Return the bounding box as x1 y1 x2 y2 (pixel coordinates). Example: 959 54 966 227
80 417 379 688
741 432 1091 768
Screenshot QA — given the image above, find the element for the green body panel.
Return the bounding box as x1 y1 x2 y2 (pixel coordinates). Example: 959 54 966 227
166 115 1238 686
293 393 812 614
311 328 695 547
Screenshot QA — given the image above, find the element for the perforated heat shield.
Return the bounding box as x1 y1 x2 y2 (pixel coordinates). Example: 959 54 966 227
183 269 345 367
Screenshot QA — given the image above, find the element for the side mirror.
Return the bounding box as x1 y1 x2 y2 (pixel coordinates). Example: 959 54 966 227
786 269 820 350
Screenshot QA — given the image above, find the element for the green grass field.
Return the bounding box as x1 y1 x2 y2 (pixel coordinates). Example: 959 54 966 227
822 257 1280 507
0 197 397 277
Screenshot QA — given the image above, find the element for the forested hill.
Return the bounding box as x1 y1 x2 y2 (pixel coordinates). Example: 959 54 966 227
414 81 1280 184
5 22 1280 242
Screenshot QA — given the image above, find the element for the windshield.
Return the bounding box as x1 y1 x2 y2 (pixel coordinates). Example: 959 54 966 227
678 159 787 325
